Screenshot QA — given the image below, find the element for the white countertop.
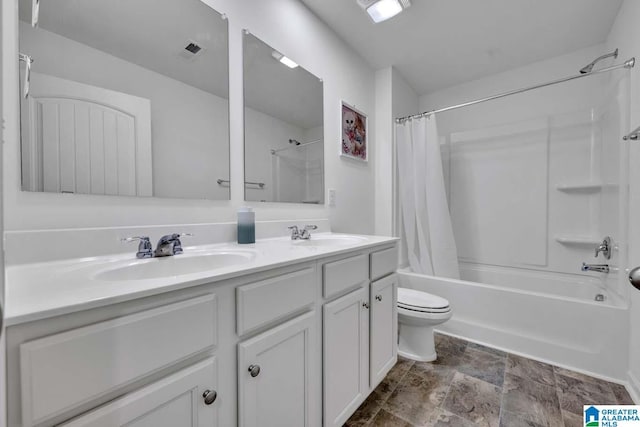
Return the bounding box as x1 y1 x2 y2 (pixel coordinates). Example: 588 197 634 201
5 233 398 326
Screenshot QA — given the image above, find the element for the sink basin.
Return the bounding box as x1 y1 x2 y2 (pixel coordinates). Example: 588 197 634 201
94 251 256 281
291 235 368 247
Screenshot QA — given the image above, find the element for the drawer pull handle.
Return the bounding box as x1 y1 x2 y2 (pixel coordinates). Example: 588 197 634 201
248 364 261 377
362 302 370 309
375 295 383 302
202 389 217 405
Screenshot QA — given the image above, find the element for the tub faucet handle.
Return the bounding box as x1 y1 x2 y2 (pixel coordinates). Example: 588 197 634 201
594 236 611 259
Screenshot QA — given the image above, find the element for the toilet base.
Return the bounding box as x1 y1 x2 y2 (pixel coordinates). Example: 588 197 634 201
398 323 438 362
398 348 437 362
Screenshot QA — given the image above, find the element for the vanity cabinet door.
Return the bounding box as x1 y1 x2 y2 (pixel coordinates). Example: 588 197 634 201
60 358 218 427
238 311 317 427
323 286 369 427
370 274 397 387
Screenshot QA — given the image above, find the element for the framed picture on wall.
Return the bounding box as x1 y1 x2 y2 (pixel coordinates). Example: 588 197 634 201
341 101 368 162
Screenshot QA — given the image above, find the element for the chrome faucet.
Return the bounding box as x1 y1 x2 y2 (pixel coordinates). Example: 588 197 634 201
121 236 153 258
288 225 318 240
582 263 610 274
595 236 612 259
154 233 193 257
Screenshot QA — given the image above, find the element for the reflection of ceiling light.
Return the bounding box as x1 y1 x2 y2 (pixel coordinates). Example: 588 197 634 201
357 0 410 23
271 51 299 69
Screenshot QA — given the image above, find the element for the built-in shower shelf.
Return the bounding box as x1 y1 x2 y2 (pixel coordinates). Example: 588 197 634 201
555 235 601 246
556 182 603 193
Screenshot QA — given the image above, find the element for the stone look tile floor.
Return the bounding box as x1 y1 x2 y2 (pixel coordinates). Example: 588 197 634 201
345 334 634 427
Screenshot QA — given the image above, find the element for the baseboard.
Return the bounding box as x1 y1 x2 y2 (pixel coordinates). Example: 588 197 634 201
628 371 640 404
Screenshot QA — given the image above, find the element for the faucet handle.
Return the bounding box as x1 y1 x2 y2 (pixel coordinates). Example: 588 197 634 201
121 236 149 243
594 236 612 259
304 225 318 230
288 226 301 240
173 233 193 254
121 236 153 259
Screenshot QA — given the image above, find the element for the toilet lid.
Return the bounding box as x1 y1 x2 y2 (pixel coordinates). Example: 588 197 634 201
398 288 450 312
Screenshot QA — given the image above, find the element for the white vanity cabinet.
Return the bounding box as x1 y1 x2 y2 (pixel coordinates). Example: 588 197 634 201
238 311 317 427
322 247 398 427
6 240 397 427
369 274 398 386
59 358 218 427
323 287 370 426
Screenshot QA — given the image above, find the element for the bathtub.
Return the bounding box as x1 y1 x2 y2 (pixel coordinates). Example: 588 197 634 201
398 264 630 381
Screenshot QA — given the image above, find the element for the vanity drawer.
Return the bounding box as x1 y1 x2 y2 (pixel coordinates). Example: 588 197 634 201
20 294 217 426
323 254 368 299
236 266 315 336
370 246 398 281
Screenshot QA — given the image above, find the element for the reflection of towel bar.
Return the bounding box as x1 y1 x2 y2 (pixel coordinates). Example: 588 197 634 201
623 125 640 141
216 179 265 189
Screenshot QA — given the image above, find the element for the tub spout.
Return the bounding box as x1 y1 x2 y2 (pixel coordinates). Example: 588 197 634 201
581 263 610 273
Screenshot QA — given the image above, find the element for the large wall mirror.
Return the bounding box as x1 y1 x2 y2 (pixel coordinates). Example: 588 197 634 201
18 0 230 200
243 32 324 204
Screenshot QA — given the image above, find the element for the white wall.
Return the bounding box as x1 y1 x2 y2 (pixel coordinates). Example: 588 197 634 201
302 125 324 204
374 67 417 237
2 0 376 234
244 107 304 202
606 0 640 401
418 45 629 283
374 67 392 236
19 22 230 200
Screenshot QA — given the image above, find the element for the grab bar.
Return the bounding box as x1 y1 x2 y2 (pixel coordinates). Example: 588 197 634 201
216 179 265 189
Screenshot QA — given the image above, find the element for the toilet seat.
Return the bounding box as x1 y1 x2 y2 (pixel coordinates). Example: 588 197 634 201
397 288 451 314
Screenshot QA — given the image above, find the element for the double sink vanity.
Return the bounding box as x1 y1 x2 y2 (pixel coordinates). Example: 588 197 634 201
8 0 395 424
4 231 398 427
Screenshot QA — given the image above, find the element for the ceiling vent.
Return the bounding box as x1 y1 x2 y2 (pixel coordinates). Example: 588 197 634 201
178 40 206 61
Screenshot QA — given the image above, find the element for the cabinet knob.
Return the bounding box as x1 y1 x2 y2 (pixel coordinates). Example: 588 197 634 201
248 364 261 377
375 295 382 302
362 302 370 309
202 389 217 405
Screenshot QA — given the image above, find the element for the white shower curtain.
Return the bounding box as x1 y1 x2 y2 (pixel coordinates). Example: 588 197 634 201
396 115 460 279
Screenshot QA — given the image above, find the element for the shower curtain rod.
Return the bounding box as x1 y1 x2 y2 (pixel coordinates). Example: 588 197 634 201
395 57 636 124
270 139 322 154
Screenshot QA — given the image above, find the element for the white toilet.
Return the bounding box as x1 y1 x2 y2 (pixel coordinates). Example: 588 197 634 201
397 288 452 362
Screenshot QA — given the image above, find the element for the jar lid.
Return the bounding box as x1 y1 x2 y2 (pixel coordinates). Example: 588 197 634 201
238 207 254 212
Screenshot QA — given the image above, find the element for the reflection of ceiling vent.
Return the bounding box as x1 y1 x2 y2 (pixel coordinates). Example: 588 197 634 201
178 40 206 61
185 42 202 54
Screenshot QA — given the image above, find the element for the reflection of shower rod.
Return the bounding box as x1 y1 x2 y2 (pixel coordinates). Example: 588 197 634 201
623 125 640 141
271 139 322 154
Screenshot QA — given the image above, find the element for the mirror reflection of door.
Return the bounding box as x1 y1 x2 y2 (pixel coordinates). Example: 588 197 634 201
243 32 324 204
21 73 152 196
18 0 230 200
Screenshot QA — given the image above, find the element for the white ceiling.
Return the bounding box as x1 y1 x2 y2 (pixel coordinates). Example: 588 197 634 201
244 33 324 130
20 0 323 129
300 0 623 95
20 0 229 99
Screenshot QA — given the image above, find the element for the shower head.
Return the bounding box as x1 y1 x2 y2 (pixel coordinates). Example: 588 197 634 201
580 48 618 74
